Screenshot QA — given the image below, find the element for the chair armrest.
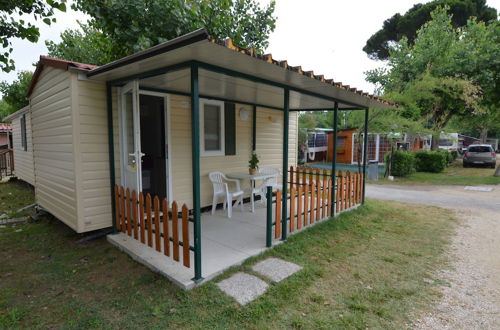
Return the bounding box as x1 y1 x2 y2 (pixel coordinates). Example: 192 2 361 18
225 178 242 191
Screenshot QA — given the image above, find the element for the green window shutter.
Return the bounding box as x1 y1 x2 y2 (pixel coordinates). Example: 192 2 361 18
224 102 236 155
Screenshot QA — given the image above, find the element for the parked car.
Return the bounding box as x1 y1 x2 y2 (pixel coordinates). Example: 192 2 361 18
463 145 497 168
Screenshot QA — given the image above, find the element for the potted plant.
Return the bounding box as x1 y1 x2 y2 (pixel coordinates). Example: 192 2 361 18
248 152 259 175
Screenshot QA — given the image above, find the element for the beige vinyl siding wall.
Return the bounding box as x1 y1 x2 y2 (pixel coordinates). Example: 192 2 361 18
30 66 78 231
73 76 112 232
11 112 35 185
169 95 298 208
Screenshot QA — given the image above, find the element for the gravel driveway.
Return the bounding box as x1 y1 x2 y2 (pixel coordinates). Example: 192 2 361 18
366 184 500 329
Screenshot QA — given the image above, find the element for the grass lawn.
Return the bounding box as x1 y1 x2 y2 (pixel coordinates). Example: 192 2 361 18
370 158 500 186
0 179 35 218
0 180 456 329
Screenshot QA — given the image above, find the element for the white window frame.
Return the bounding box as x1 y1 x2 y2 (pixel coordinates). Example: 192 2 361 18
200 98 225 157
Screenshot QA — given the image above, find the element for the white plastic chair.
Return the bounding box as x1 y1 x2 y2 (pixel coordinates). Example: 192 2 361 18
258 167 282 206
208 171 244 218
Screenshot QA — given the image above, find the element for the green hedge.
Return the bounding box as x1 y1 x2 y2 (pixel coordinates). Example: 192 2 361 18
414 151 447 173
437 150 454 164
385 150 415 177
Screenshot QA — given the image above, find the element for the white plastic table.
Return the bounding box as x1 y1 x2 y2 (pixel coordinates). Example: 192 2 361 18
226 172 278 212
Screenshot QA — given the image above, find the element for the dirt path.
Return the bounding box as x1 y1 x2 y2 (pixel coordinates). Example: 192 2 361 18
366 184 500 329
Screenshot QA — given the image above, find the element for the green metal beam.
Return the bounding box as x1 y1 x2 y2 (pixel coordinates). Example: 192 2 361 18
331 102 338 217
138 86 284 111
200 95 282 111
108 61 193 86
106 83 117 234
190 64 203 282
362 108 369 204
289 107 365 111
281 88 290 241
252 105 257 151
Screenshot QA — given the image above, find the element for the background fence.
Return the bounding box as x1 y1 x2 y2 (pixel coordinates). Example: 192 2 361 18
0 149 14 180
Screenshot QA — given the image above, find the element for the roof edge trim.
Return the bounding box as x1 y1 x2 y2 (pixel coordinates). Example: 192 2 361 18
3 105 30 122
26 56 98 97
87 28 209 78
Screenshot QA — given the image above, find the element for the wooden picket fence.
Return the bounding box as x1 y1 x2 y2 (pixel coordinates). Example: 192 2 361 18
273 166 363 239
336 170 363 213
114 185 192 268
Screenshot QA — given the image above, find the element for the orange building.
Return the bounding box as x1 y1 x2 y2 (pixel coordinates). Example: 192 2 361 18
326 129 427 164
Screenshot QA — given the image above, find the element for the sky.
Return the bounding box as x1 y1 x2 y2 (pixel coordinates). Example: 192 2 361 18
1 0 499 94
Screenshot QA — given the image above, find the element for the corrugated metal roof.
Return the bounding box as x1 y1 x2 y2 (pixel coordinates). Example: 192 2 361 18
0 123 12 132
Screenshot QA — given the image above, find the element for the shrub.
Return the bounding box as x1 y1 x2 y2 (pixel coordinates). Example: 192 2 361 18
437 150 454 164
385 150 415 177
414 151 447 173
450 150 459 161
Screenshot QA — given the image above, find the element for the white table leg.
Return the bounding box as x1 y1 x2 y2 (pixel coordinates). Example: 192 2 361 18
251 179 255 212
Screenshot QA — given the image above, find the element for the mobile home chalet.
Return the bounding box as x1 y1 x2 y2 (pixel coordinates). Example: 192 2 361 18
7 29 395 286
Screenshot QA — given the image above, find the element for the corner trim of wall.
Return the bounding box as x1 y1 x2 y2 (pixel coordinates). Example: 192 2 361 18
70 72 84 232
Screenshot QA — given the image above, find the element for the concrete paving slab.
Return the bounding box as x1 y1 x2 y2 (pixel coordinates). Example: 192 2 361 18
217 272 268 305
464 186 494 192
252 258 302 282
107 233 195 290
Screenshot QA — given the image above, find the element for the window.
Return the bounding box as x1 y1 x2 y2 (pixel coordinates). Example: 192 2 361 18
335 136 346 154
439 139 453 147
468 146 492 153
201 99 225 156
20 114 27 151
336 137 346 147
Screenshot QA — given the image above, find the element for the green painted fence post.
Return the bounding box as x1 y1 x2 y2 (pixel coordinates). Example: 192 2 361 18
191 63 203 282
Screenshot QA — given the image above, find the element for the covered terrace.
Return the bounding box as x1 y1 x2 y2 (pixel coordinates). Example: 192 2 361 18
87 29 395 288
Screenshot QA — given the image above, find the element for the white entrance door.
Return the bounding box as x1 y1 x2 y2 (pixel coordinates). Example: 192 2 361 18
120 80 142 192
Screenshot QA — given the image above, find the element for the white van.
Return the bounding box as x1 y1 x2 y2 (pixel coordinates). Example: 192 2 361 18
438 133 459 152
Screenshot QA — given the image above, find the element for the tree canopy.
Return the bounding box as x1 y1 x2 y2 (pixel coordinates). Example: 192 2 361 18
0 0 66 72
365 6 496 147
0 71 32 121
47 0 276 65
363 0 497 61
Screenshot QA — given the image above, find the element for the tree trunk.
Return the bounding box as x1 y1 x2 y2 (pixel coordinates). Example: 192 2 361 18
431 134 440 151
494 164 500 177
480 128 488 143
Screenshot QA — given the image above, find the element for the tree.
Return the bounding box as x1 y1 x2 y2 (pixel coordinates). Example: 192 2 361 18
0 100 11 121
394 72 483 149
46 23 116 65
363 0 497 60
49 0 276 64
0 0 66 72
0 71 33 120
365 7 494 149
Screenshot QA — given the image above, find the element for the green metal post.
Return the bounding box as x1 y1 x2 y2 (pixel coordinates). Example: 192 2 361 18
190 64 203 281
281 89 289 241
362 108 369 204
252 105 257 151
106 83 117 234
266 186 272 247
331 102 338 217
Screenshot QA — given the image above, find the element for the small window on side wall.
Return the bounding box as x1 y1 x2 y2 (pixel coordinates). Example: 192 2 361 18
20 114 27 151
200 99 225 156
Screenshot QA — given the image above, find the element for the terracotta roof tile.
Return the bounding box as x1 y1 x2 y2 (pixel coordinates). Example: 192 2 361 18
27 56 99 97
209 37 396 107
